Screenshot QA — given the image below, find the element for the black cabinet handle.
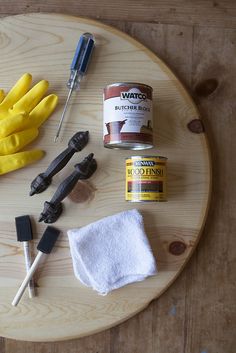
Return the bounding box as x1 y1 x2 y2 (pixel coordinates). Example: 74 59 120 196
39 153 97 224
30 131 89 196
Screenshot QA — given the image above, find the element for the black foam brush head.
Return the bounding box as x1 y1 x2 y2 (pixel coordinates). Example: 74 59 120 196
15 215 33 242
37 226 60 254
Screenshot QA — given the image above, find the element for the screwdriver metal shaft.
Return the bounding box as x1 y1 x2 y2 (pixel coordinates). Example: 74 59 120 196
54 87 73 142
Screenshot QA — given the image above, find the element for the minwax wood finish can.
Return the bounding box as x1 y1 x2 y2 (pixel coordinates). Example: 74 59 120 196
126 156 167 202
103 82 153 150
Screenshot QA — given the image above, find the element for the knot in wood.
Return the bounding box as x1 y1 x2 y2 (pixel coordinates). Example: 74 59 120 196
169 241 187 255
187 119 205 133
194 78 218 97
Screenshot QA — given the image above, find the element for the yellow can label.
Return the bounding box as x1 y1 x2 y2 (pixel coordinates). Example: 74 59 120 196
125 156 167 202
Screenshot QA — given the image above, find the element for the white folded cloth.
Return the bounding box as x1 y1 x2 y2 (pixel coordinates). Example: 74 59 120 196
67 209 157 295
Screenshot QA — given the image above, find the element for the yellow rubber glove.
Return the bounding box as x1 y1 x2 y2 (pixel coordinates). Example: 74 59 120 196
0 73 58 175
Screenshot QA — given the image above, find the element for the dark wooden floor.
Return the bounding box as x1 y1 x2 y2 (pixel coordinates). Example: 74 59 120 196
0 1 236 352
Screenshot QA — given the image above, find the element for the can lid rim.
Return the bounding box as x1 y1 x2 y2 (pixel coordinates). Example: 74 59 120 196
104 82 153 90
125 156 168 160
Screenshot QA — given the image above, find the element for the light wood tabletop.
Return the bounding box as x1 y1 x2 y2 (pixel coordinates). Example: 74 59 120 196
0 1 235 352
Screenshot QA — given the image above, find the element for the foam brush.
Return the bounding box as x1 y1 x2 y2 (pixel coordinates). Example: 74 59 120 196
12 226 60 307
15 215 35 298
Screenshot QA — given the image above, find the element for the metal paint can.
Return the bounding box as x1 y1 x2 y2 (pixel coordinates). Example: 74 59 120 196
125 156 167 202
103 82 153 150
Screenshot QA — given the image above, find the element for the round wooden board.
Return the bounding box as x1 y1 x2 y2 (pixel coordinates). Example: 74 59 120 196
0 13 211 341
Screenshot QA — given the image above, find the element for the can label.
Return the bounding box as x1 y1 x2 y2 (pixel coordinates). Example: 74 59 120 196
103 83 153 149
126 156 167 202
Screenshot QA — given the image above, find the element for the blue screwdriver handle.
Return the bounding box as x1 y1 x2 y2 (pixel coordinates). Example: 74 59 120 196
71 33 95 75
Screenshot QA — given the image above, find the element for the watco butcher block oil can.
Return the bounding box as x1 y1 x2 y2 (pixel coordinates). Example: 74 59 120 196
103 82 153 149
126 156 167 202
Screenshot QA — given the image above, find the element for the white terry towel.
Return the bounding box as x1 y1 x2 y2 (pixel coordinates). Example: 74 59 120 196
67 209 157 295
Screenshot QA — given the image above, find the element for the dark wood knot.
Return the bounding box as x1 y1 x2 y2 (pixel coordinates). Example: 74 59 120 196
187 119 205 133
194 78 218 97
169 241 187 255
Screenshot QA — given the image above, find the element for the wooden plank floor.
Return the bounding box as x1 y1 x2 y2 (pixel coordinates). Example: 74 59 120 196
0 1 235 352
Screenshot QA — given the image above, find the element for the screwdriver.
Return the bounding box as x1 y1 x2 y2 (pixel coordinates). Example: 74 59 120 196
54 33 95 142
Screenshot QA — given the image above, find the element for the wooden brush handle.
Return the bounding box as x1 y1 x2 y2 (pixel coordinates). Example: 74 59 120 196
12 252 44 307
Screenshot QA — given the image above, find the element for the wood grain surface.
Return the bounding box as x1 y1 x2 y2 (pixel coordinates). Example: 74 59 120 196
0 13 211 342
0 1 235 352
0 0 236 28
